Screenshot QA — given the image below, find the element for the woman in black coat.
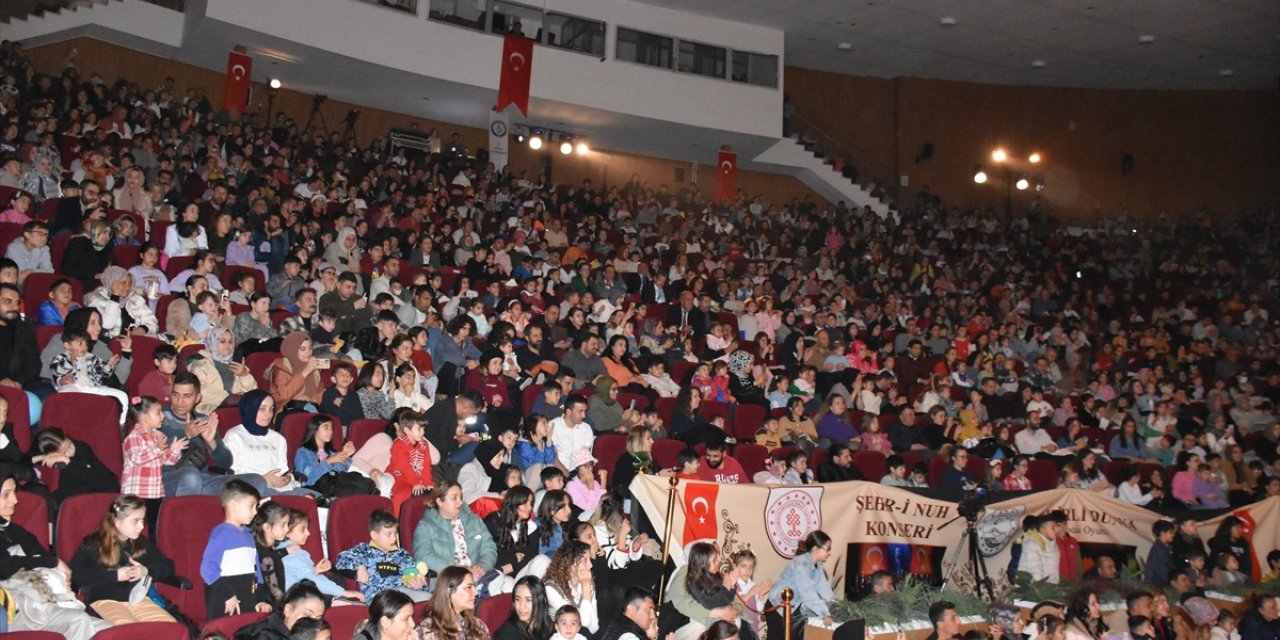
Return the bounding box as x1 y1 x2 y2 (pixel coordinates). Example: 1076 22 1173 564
60 219 114 289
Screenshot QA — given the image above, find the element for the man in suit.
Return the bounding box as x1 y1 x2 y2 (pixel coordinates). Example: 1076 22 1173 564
52 178 106 236
666 291 707 338
640 270 673 305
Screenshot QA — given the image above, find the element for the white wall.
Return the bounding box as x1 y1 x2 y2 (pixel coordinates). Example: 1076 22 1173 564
203 0 783 137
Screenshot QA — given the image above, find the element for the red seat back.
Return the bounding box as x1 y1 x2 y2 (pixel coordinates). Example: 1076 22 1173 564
851 451 887 481
91 621 190 640
325 603 372 640
22 272 84 318
617 392 649 412
50 233 71 272
0 632 66 640
113 243 141 268
214 406 242 438
734 443 769 479
55 492 120 560
592 433 627 479
201 611 268 638
12 490 50 548
732 404 767 440
399 495 429 549
0 386 33 452
1027 459 1059 491
654 397 677 426
165 256 193 280
347 418 389 450
223 265 264 291
700 399 730 424
124 334 167 397
35 324 60 352
106 210 146 242
477 592 513 633
327 495 393 560
650 438 686 470
156 495 225 626
281 412 344 465
245 352 279 390
42 392 124 478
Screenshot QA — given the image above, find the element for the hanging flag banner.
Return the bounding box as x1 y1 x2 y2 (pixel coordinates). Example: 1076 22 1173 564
222 51 253 116
631 477 1280 595
497 34 534 116
714 149 737 203
489 109 510 171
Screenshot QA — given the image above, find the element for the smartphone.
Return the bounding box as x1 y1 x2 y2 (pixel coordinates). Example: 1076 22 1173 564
314 359 331 370
221 289 230 302
629 399 636 411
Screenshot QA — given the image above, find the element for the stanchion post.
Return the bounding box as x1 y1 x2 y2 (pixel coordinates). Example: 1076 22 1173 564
656 474 680 604
781 587 794 640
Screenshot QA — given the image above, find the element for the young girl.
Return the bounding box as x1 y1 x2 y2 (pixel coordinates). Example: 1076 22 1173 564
189 291 229 341
551 605 588 640
391 362 432 412
252 501 292 607
707 361 733 403
729 550 772 640
690 363 717 401
122 396 188 531
685 542 752 639
860 415 892 454
767 375 791 409
294 414 357 487
67 494 178 625
513 414 556 485
387 413 434 515
856 375 882 416
357 361 394 421
279 509 365 602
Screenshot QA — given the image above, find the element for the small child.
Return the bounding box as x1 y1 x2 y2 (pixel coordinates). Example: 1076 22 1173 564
532 385 565 420
138 344 179 403
551 605 588 640
755 417 782 450
122 396 187 531
1211 552 1248 587
201 479 272 620
641 409 667 440
856 375 882 416
50 327 129 425
1210 610 1240 640
767 376 791 410
534 466 567 512
391 362 432 412
822 342 850 373
335 509 428 601
910 463 929 488
861 415 892 455
1187 550 1209 587
189 291 228 341
290 617 333 640
729 550 772 639
279 509 365 601
676 448 701 479
789 367 818 406
387 412 434 515
253 501 292 607
309 309 340 357
706 361 732 403
690 363 716 401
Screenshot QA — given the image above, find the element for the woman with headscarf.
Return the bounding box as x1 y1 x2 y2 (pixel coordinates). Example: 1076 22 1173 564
83 265 158 338
587 376 639 435
323 227 363 277
459 429 518 516
223 389 302 495
39 307 132 386
269 332 323 416
727 350 769 407
61 219 114 289
188 326 258 414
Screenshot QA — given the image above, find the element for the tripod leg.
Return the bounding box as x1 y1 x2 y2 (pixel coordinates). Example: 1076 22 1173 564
940 528 969 588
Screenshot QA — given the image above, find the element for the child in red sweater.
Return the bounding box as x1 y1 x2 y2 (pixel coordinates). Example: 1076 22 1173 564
387 412 434 514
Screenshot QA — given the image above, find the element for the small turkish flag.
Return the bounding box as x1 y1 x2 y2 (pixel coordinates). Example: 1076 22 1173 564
859 543 887 576
1232 509 1261 581
681 482 719 544
714 150 737 203
497 34 534 116
222 51 253 116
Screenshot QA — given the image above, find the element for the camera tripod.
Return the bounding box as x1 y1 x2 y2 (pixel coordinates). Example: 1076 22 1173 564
940 517 995 600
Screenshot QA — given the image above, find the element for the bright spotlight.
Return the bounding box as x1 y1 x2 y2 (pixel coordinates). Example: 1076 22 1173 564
268 78 282 90
529 136 543 150
973 171 988 184
515 134 525 143
992 149 1007 162
575 142 589 155
560 141 573 155
1016 178 1029 190
1029 152 1041 163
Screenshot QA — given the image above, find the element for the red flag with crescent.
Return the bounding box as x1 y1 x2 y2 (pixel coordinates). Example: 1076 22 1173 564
497 34 534 116
222 51 253 116
860 543 887 576
909 545 934 576
1232 509 1261 580
714 150 737 203
682 482 719 544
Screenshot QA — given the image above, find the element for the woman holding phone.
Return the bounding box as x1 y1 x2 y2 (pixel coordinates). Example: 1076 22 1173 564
269 331 325 417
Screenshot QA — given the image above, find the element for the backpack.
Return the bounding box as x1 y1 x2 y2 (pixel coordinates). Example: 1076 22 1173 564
308 471 378 507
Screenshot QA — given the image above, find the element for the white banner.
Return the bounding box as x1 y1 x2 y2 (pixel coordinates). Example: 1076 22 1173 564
489 109 510 171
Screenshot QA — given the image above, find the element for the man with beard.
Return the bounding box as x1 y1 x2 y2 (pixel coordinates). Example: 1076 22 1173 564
697 439 746 484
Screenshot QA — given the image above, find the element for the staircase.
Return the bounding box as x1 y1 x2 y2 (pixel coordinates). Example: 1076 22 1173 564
751 134 895 218
1 0 184 49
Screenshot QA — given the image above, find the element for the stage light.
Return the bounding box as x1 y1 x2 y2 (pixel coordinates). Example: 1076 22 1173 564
268 78 282 90
1028 152 1041 163
1016 178 1029 190
575 142 589 155
973 170 988 184
516 134 525 143
560 141 573 155
991 149 1007 163
529 136 543 150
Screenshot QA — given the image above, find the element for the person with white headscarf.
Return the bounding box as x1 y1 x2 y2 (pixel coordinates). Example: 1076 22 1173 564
323 227 362 275
727 350 769 407
83 265 159 338
187 326 258 414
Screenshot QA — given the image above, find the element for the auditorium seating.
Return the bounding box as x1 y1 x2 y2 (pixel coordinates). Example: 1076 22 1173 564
156 495 224 625
327 494 394 560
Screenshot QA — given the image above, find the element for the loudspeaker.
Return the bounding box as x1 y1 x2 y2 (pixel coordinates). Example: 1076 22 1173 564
916 143 935 163
1121 153 1135 176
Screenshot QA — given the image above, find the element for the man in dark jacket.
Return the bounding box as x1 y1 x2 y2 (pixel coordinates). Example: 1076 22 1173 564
0 283 40 392
234 580 327 640
816 443 863 483
598 588 658 640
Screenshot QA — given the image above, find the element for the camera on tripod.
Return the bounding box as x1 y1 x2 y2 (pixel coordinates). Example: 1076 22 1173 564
957 484 988 522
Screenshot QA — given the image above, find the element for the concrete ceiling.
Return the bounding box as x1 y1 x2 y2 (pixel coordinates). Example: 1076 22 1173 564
632 0 1280 90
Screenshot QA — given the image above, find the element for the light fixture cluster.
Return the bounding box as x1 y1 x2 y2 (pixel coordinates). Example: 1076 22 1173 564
974 148 1046 191
512 125 589 155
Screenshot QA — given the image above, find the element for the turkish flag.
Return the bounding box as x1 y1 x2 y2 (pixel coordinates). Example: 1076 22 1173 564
1232 509 1261 581
222 51 253 116
714 150 737 203
859 543 887 576
682 482 719 543
496 34 534 116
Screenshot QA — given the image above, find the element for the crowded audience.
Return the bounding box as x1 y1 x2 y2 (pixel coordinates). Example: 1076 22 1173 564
1 35 1280 640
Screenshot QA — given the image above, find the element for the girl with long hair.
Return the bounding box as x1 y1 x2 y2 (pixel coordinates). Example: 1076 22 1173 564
417 565 489 640
67 493 177 624
251 500 292 607
536 489 574 557
355 589 417 640
765 530 835 640
495 576 553 640
543 541 600 635
294 414 356 486
484 485 540 578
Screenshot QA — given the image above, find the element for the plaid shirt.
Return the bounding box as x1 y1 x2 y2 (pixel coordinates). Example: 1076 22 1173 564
123 426 182 499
